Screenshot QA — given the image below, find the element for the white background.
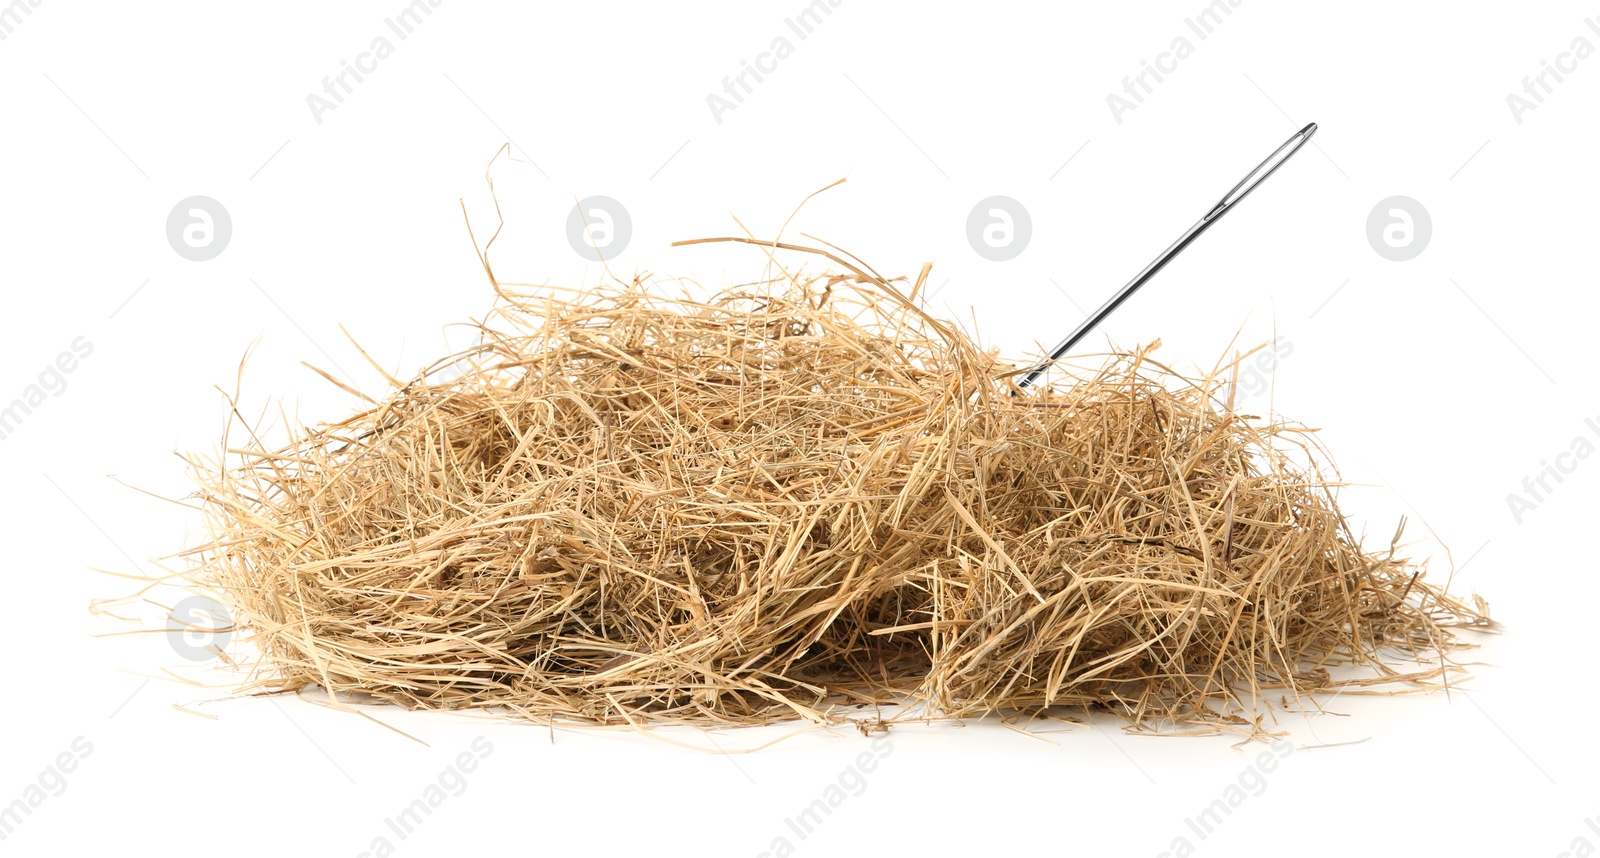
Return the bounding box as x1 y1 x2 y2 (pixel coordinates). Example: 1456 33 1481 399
0 1 1594 855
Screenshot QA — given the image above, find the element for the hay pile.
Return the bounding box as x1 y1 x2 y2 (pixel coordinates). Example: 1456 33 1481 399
175 252 1489 733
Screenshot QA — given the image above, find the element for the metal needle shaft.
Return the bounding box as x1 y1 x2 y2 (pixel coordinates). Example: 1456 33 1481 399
1014 121 1318 391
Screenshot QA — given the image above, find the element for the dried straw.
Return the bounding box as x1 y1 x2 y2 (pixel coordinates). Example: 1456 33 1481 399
169 246 1490 734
